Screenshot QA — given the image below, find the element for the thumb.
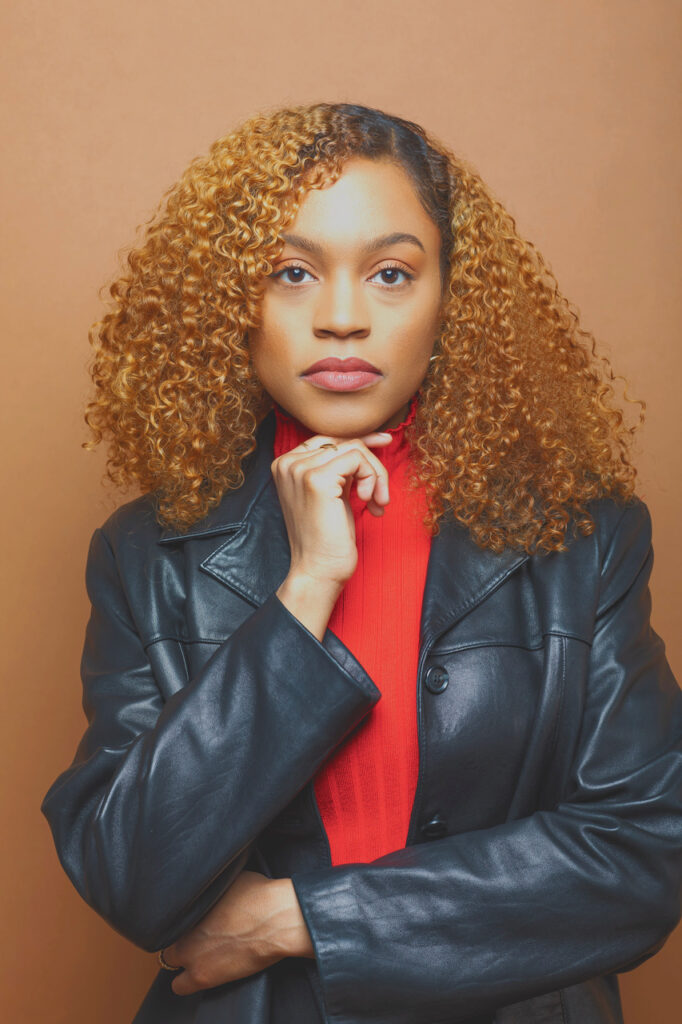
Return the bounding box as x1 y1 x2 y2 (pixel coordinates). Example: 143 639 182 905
171 970 199 997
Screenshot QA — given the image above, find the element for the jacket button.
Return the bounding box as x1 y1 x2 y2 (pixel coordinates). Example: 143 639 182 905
421 814 448 839
424 665 449 693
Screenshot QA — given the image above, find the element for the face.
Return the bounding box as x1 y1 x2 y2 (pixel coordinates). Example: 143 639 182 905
247 157 445 436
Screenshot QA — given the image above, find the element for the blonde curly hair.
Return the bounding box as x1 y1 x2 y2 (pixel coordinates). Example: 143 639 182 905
84 101 644 554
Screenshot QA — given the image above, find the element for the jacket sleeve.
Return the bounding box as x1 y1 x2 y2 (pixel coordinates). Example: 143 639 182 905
40 525 381 952
290 500 682 1024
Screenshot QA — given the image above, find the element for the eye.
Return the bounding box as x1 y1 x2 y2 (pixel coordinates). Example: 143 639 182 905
271 261 415 289
272 263 314 286
371 264 414 288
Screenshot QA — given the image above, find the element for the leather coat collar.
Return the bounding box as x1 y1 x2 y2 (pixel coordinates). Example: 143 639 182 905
158 409 529 648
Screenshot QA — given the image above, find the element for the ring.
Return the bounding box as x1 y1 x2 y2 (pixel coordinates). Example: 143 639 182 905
158 948 181 971
319 443 338 450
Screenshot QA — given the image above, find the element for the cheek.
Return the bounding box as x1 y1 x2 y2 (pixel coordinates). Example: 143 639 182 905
390 324 436 369
249 334 294 390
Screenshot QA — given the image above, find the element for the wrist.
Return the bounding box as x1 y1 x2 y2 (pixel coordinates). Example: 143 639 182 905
284 568 345 602
276 573 343 642
264 878 316 960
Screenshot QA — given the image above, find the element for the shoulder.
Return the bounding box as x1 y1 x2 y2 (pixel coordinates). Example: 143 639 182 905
578 493 651 560
580 494 654 618
95 492 164 558
523 494 654 640
582 494 654 614
85 492 188 642
85 493 169 598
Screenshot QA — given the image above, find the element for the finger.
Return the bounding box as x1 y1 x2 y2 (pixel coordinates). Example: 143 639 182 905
319 441 391 506
303 446 390 507
365 492 387 516
296 444 381 491
161 945 183 970
290 436 389 482
274 435 392 503
331 448 390 507
280 431 393 458
171 970 201 997
273 438 391 508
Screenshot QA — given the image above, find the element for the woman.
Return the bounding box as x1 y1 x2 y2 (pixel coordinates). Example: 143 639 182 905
41 102 682 1024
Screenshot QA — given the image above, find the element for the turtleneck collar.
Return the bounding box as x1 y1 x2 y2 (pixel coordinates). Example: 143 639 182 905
272 391 420 470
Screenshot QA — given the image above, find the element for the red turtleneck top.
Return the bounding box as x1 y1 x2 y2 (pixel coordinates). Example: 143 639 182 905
272 393 432 865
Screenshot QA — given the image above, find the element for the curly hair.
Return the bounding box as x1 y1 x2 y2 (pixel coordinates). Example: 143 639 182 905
84 101 644 555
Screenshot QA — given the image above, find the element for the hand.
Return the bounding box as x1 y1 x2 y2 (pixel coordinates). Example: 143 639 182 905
161 871 314 997
271 431 393 590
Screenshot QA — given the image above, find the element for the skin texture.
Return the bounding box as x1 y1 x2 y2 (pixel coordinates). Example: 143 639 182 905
163 158 446 996
248 156 444 438
272 429 397 642
85 103 642 550
165 872 313 996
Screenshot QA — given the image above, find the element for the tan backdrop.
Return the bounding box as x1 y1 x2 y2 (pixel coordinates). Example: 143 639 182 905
2 1 680 1021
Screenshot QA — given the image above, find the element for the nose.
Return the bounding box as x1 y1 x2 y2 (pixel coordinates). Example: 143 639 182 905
312 271 370 339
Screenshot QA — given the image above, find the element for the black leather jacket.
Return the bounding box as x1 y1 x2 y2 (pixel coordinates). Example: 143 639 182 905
41 409 682 1024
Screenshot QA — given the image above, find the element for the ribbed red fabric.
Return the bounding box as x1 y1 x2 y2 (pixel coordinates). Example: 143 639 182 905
272 393 432 865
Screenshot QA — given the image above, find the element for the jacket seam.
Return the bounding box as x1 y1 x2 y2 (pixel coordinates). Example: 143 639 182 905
418 630 591 657
544 629 591 646
158 522 244 544
143 630 593 651
595 500 645 620
177 636 190 681
142 635 223 650
428 557 529 638
432 639 546 655
559 985 569 1023
546 635 568 778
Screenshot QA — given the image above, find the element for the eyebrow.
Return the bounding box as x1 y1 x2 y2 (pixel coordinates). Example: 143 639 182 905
279 231 426 257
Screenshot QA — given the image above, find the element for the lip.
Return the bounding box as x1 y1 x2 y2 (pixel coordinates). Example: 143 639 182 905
303 370 382 392
301 357 381 374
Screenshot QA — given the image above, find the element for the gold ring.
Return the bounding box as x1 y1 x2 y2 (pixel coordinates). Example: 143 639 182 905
319 443 338 450
158 948 181 971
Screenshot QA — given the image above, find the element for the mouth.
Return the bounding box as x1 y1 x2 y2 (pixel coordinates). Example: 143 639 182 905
301 357 383 393
302 357 381 374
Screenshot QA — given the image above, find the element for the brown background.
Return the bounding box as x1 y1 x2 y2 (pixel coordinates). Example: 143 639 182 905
2 1 680 1021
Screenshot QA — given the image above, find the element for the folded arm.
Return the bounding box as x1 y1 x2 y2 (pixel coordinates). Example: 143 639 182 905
290 502 682 1024
41 526 381 952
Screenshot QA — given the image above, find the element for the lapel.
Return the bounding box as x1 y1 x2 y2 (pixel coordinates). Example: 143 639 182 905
158 409 529 648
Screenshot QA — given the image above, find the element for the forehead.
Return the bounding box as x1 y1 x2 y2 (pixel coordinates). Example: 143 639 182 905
284 157 439 251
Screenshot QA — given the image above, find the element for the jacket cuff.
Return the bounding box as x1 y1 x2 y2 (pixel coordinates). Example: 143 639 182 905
289 865 363 1023
272 591 382 704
